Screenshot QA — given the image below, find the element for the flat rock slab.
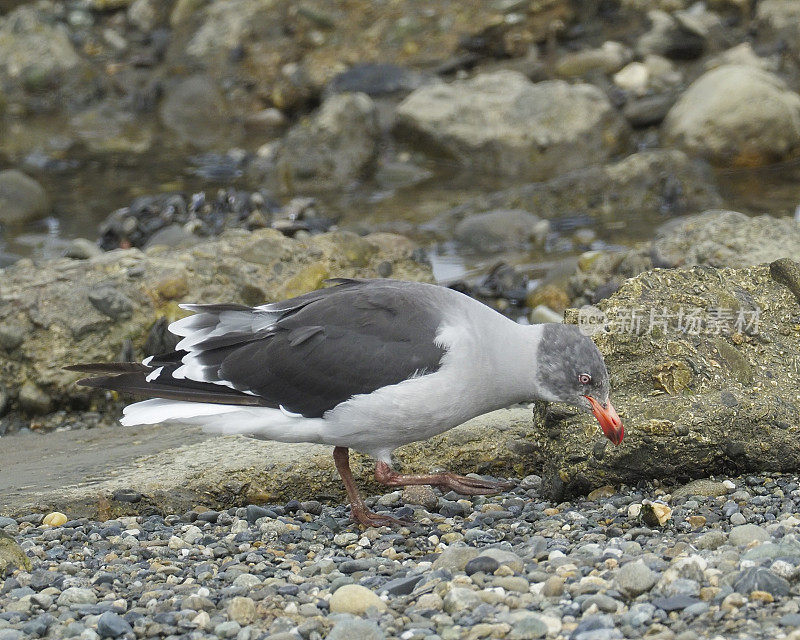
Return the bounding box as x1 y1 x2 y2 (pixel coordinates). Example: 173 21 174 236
0 408 539 519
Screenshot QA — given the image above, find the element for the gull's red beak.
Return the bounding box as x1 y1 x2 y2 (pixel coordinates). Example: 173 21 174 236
585 396 624 445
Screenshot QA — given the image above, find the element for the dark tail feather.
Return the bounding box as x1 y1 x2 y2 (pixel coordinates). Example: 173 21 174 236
74 371 267 407
64 362 148 374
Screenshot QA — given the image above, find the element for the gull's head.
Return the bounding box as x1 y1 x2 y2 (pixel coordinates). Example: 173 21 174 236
534 324 624 446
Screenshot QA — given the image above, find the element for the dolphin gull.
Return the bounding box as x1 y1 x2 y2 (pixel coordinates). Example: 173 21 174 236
68 278 623 526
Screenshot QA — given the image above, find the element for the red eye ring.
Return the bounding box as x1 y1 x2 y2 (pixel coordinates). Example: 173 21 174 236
578 373 592 385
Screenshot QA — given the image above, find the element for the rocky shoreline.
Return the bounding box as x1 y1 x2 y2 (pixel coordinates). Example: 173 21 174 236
1 1 800 638
4 472 800 640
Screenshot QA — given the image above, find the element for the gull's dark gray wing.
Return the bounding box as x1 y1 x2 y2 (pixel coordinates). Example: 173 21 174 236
72 280 448 417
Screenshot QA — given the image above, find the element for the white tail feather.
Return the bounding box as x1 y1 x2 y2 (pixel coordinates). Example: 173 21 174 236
120 399 327 444
120 399 238 425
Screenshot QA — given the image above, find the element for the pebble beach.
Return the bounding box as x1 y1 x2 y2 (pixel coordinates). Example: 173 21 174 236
4 473 800 640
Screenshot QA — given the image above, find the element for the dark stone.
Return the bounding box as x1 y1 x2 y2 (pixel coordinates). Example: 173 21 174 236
380 574 423 596
780 613 800 627
734 567 791 597
245 505 276 524
465 555 500 576
623 93 677 128
339 559 371 574
21 614 55 637
196 511 219 523
327 63 426 96
438 500 465 518
299 501 322 515
652 595 700 611
571 614 614 638
111 489 142 503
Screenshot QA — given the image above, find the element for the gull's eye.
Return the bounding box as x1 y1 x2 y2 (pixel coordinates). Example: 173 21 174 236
578 373 592 385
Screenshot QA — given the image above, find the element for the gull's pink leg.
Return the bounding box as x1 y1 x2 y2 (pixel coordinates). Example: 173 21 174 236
333 447 406 527
374 461 514 495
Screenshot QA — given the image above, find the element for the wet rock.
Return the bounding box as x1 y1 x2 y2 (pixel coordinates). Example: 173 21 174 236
0 170 49 225
264 92 380 192
734 567 790 597
143 224 197 250
329 584 387 614
623 93 677 128
638 10 707 60
64 239 103 260
395 70 628 181
477 548 524 573
327 63 428 96
71 101 154 154
663 65 800 166
454 209 549 253
0 532 31 575
543 261 800 498
0 5 82 100
465 555 500 576
159 75 232 149
438 150 721 237
652 210 800 269
556 41 631 77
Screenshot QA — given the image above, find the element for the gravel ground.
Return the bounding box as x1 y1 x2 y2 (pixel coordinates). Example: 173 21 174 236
3 473 800 640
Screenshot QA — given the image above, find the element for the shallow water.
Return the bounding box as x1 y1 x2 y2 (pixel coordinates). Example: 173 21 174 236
3 143 800 281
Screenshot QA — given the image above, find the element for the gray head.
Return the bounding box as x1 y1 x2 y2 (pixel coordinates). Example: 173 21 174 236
535 324 623 445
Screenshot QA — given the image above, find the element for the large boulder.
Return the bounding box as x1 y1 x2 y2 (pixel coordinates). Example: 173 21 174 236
571 210 800 305
0 5 81 84
0 229 430 431
0 170 50 225
159 75 234 150
663 65 800 166
0 3 95 111
170 0 573 104
757 1 800 53
435 150 722 239
395 71 629 181
260 92 381 192
541 258 800 499
652 210 800 268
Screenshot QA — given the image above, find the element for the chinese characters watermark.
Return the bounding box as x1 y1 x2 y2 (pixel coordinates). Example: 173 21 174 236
577 305 760 336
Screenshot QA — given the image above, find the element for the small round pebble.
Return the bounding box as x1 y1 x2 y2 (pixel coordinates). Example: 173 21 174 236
329 584 387 614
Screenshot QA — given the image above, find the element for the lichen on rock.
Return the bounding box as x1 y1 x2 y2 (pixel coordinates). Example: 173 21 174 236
542 259 800 499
